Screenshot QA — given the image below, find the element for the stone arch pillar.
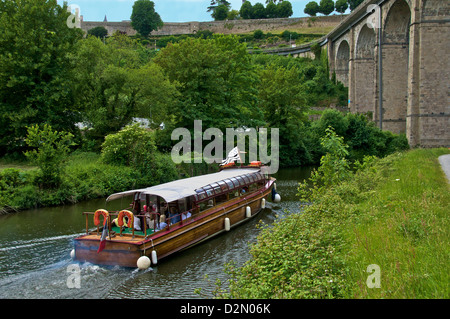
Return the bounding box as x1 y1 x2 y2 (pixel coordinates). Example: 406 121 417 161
381 0 411 134
353 25 377 115
335 40 350 88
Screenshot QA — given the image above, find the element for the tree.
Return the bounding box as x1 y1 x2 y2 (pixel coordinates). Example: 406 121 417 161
252 3 267 19
87 26 108 38
130 0 163 37
207 0 231 12
0 0 83 156
304 1 320 16
318 0 335 16
240 1 253 19
335 0 348 14
265 1 278 18
70 35 178 147
212 4 229 20
154 36 264 133
257 64 310 166
24 124 75 188
277 1 294 18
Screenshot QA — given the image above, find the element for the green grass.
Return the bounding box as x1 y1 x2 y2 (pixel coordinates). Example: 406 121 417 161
343 148 449 298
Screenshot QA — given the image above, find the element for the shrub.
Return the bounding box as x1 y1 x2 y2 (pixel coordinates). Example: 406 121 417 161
101 124 156 167
24 124 75 188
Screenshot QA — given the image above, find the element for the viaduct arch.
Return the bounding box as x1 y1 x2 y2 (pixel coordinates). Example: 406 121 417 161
325 0 449 147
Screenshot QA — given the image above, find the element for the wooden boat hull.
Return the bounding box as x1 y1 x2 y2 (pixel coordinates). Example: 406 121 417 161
74 181 274 268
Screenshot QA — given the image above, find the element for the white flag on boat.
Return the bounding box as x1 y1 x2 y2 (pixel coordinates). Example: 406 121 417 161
221 147 240 166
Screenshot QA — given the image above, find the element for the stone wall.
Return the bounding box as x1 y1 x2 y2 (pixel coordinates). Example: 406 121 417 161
80 15 345 37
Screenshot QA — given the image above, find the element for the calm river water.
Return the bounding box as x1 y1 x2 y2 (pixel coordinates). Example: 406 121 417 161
0 167 313 299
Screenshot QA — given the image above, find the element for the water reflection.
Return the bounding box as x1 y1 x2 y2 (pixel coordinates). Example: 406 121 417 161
0 167 312 299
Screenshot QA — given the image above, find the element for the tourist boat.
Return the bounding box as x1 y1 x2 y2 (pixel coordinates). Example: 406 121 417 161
72 161 280 268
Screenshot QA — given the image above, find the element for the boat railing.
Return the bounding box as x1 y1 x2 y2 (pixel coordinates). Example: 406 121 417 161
82 210 164 238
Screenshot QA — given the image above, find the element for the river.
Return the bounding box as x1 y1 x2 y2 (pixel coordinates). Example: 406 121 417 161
0 167 313 299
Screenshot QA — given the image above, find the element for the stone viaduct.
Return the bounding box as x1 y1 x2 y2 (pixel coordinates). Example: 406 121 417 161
325 0 449 148
79 0 448 147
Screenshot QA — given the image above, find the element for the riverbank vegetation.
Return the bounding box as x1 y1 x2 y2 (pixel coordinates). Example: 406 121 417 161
0 1 408 213
217 147 449 298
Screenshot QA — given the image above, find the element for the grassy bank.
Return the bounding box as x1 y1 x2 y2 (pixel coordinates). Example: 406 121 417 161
0 151 212 214
220 148 449 298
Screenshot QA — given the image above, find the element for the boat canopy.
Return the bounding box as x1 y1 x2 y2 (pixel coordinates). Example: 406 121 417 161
106 168 265 203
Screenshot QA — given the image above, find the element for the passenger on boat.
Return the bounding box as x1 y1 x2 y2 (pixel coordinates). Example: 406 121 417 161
157 214 168 230
146 213 156 230
169 206 181 224
181 211 192 220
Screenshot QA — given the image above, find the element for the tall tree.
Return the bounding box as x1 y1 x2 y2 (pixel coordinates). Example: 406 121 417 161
154 36 264 133
252 2 267 19
0 0 83 155
304 1 320 16
318 0 335 16
240 1 253 19
212 4 229 20
207 0 231 12
130 0 163 38
277 0 293 18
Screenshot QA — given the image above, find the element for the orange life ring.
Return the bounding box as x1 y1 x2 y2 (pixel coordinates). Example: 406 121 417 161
94 209 109 226
118 210 134 228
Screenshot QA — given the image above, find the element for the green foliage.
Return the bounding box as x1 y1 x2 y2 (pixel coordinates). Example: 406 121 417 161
0 0 83 155
252 3 266 19
154 35 263 134
253 29 264 40
130 0 163 37
24 124 75 188
70 35 178 148
318 0 335 16
221 147 450 299
276 0 293 18
304 1 320 16
212 4 229 20
101 124 155 167
239 1 253 19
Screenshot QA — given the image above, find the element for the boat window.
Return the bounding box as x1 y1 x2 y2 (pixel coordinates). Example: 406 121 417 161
210 183 221 195
195 189 207 201
242 175 251 184
204 186 214 197
224 179 235 190
229 177 239 188
236 176 245 186
218 181 228 192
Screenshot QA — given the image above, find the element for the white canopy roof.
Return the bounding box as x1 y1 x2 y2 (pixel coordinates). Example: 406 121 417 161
106 168 261 203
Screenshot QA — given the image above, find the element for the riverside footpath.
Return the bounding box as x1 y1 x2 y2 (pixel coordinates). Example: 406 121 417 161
438 154 450 183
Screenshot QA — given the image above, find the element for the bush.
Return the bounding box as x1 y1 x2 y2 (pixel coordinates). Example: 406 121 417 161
253 29 264 40
24 124 75 188
101 124 156 167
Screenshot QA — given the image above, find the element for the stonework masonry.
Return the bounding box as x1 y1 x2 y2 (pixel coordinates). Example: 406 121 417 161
80 15 344 37
80 1 449 148
325 0 449 147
